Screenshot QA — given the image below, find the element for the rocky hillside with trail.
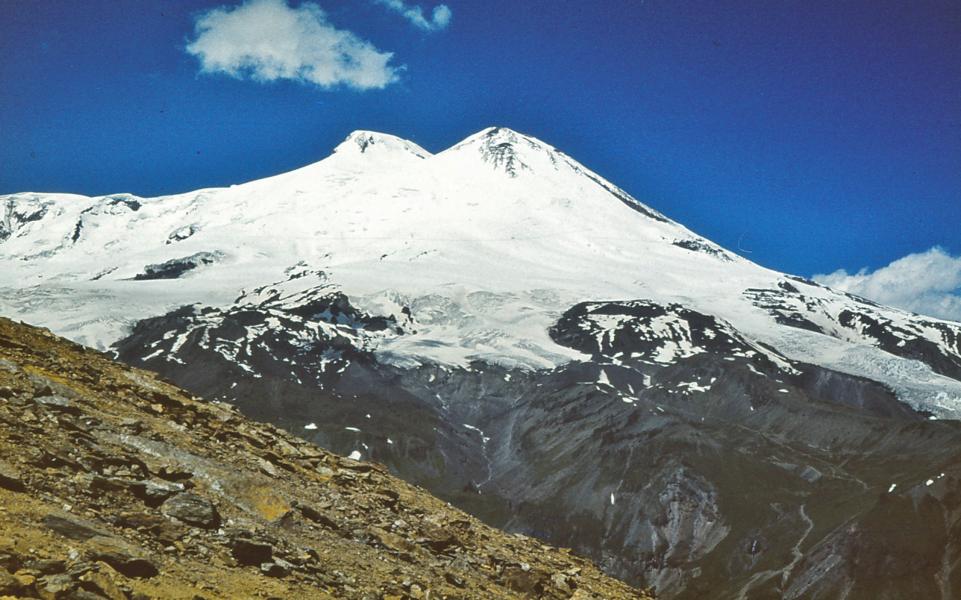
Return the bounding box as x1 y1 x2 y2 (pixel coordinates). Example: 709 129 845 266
0 317 649 600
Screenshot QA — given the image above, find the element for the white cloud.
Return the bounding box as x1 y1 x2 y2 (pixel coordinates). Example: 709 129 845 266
814 247 961 322
186 0 400 90
374 0 451 31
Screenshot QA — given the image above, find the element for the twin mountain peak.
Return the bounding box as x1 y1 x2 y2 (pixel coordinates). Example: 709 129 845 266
332 126 581 178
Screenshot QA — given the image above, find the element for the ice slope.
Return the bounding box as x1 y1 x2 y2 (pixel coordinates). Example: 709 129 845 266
2 126 961 415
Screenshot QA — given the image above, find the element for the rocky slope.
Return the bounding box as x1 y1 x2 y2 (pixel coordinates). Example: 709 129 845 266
0 316 648 599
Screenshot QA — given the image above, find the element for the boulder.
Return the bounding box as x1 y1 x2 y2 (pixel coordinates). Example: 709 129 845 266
24 559 66 575
33 394 81 416
0 459 25 492
131 479 185 507
230 538 273 567
78 563 128 600
42 515 106 541
0 570 25 596
160 493 219 529
86 538 159 579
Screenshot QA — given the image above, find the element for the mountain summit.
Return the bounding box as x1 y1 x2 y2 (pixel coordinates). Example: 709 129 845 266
443 126 565 177
332 130 432 160
2 128 961 597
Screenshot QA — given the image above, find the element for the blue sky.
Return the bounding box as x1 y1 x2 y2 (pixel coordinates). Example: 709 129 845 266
1 0 959 293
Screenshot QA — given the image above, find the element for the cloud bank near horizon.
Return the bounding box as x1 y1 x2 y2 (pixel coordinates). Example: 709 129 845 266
815 247 961 322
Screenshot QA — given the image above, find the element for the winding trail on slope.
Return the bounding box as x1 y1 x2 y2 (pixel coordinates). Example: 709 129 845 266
734 504 815 600
735 569 780 600
782 504 815 588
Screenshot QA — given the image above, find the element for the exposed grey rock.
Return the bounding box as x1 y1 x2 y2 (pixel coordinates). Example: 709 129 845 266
0 458 25 492
166 224 199 245
25 558 67 575
119 417 144 433
38 573 77 597
800 466 823 483
133 251 224 281
86 538 159 579
131 479 185 507
34 394 81 415
42 514 107 541
260 560 290 577
160 493 219 529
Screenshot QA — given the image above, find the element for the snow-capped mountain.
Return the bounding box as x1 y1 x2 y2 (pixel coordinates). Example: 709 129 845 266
4 127 961 598
4 127 960 415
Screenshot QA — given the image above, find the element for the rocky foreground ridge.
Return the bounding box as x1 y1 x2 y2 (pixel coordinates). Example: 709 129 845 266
0 317 650 600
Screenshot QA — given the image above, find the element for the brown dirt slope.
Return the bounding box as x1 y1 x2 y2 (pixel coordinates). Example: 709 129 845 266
0 317 651 599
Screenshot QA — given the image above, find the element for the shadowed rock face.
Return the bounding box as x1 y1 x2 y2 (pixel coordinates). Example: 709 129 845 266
114 289 961 599
744 281 961 382
0 317 646 600
1 198 48 242
132 251 224 280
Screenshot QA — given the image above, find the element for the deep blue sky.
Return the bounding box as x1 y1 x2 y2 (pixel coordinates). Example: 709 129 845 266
1 0 959 277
